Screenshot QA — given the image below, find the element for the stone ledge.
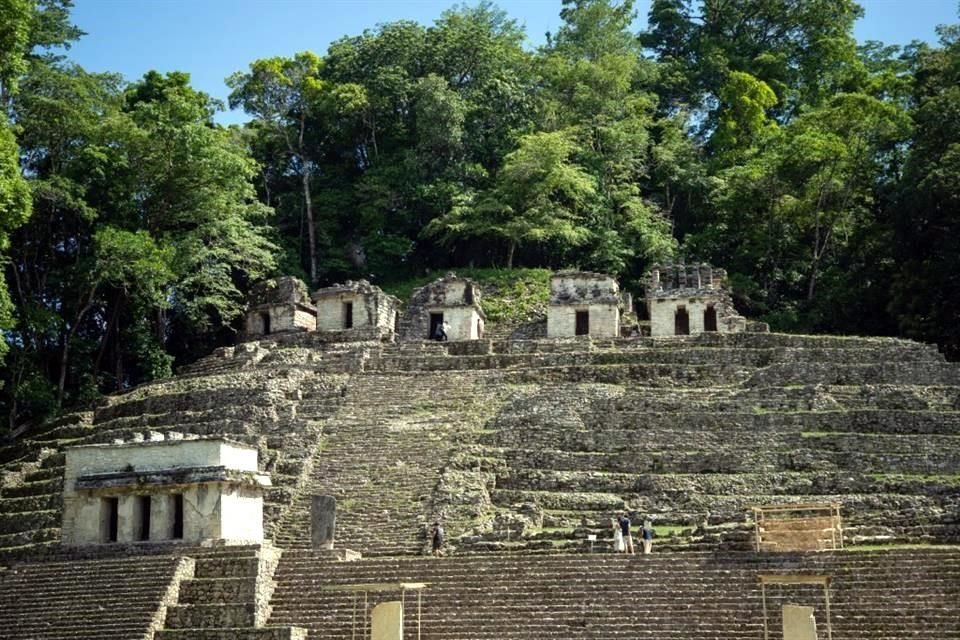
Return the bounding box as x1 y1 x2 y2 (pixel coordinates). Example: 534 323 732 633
75 466 271 491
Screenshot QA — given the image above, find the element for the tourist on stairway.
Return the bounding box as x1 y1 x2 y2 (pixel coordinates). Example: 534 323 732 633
642 521 655 554
618 513 635 554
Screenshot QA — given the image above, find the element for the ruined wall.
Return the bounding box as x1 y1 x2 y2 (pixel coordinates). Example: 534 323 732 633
313 280 400 333
547 272 621 338
399 274 485 341
244 277 317 338
547 305 620 338
645 264 748 337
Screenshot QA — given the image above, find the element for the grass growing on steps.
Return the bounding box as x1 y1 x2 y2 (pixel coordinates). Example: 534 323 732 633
382 268 552 324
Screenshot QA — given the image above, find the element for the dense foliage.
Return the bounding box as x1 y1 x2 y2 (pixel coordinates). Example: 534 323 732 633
0 0 958 431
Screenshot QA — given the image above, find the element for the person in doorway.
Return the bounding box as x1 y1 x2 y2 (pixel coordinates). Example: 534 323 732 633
434 322 447 341
611 517 624 553
641 520 654 554
618 513 635 554
441 319 451 341
431 521 445 556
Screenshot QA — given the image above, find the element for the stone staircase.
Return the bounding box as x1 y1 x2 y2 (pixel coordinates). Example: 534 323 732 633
272 370 512 555
0 367 349 558
156 544 305 640
0 553 193 640
266 548 960 639
0 332 957 560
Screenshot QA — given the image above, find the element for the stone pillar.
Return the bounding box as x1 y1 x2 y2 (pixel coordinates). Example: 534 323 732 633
117 495 137 543
651 268 661 291
371 601 403 640
312 495 337 550
151 493 175 541
783 604 817 640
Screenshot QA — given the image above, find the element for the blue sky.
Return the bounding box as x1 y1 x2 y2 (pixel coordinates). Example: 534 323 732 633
67 0 960 125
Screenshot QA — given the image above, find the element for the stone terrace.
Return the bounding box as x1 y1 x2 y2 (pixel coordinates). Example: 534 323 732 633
0 332 958 557
0 553 192 639
268 548 960 639
0 331 959 639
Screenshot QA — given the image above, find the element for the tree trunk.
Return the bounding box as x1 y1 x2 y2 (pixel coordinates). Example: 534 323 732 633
57 291 96 410
301 167 317 284
506 242 516 269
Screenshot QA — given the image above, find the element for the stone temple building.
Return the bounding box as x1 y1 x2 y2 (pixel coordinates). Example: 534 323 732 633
2 265 959 640
547 271 621 338
398 273 485 341
62 435 270 546
312 279 401 336
243 276 317 339
643 263 748 336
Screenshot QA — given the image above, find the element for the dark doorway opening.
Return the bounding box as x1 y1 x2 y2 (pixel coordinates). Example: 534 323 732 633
172 494 184 539
104 497 119 543
704 306 718 332
343 302 354 329
636 301 649 321
260 312 271 335
137 495 151 541
675 307 690 335
429 313 444 340
575 310 589 336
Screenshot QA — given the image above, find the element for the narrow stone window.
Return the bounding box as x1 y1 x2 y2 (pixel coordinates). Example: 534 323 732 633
135 495 151 541
102 497 119 543
343 301 354 329
172 493 184 540
704 305 718 332
575 310 589 336
675 306 690 335
260 312 271 335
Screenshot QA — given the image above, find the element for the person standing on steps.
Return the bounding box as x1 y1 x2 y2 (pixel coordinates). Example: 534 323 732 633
641 520 654 554
618 513 635 554
611 517 624 553
441 319 451 341
431 521 445 556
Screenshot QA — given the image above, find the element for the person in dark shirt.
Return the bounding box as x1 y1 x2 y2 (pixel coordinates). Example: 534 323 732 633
618 514 635 554
431 521 445 556
641 520 655 554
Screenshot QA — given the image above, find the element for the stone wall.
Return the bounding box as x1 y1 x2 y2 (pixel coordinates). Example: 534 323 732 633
244 277 317 339
62 438 267 546
547 305 620 338
546 271 621 338
398 274 485 341
644 263 749 337
312 280 400 334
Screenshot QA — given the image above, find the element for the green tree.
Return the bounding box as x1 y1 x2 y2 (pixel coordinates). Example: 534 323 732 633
891 25 960 358
228 52 363 284
427 130 594 267
4 64 277 427
643 0 863 124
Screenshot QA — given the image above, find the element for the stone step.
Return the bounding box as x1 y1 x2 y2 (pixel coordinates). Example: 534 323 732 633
179 577 259 603
0 492 60 513
164 602 258 629
156 628 307 640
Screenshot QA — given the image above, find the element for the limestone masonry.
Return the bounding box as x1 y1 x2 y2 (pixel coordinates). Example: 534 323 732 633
0 266 958 640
